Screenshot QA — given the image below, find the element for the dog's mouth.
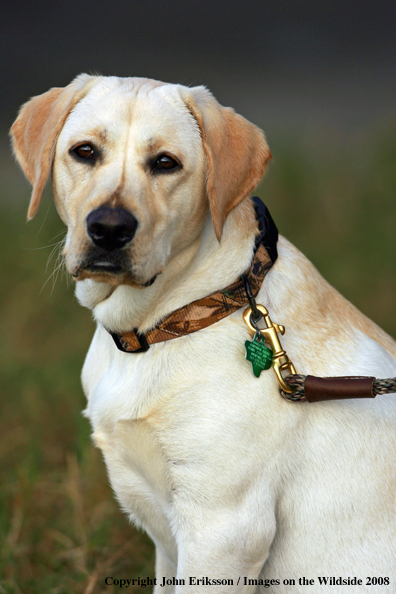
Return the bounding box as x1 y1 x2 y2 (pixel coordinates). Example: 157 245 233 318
85 260 125 274
71 249 159 287
78 248 129 275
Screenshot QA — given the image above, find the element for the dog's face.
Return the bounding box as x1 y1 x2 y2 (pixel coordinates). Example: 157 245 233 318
11 75 271 287
53 78 208 286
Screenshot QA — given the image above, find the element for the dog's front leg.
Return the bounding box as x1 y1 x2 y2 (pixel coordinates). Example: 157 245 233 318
174 546 270 593
154 547 178 594
172 511 276 594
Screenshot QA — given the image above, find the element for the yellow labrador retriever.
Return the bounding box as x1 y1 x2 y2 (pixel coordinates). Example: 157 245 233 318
11 75 396 593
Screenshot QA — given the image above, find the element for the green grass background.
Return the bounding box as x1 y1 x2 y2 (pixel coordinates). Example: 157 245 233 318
1 121 395 593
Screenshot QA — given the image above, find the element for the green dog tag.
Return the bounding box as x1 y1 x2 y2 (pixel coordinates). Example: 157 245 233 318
245 332 273 378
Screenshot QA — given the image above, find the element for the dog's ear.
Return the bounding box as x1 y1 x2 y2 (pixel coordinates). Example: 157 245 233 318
10 74 95 220
181 86 271 241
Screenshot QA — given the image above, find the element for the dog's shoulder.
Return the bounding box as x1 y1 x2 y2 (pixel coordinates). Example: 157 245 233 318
262 236 396 376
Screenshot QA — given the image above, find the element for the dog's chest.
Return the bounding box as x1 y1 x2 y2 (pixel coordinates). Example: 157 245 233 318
83 334 188 551
82 321 260 553
92 408 178 557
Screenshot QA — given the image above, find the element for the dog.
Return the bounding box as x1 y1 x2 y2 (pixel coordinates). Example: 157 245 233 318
11 75 396 593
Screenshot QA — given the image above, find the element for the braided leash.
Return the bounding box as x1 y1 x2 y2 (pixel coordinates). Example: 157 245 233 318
282 375 396 402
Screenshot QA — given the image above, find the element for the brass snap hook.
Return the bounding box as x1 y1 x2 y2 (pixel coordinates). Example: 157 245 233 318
243 305 297 394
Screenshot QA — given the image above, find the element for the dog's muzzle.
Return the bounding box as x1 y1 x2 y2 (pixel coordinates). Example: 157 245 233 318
80 207 138 274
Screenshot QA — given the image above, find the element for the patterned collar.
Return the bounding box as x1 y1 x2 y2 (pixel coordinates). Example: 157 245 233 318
109 197 278 353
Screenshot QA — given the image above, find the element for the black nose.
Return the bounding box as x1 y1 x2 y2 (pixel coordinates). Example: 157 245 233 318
86 207 138 251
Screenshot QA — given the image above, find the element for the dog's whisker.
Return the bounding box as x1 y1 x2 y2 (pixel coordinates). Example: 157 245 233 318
51 240 65 259
51 265 64 295
23 237 66 251
52 245 68 291
45 241 65 271
40 261 63 294
49 229 68 241
40 240 67 295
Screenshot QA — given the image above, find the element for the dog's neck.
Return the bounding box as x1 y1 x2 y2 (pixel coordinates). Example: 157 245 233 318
75 198 258 334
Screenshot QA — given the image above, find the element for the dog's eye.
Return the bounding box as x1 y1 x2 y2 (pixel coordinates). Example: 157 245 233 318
71 143 96 161
152 154 180 173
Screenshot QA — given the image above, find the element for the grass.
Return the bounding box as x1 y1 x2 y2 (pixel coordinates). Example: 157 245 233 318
0 121 395 593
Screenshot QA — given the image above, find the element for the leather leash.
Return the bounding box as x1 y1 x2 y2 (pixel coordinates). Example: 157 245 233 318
283 374 396 403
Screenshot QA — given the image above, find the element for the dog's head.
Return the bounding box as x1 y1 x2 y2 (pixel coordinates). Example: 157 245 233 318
11 75 271 287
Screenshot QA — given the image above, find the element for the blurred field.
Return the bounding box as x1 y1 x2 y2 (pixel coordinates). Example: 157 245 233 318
0 122 395 593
